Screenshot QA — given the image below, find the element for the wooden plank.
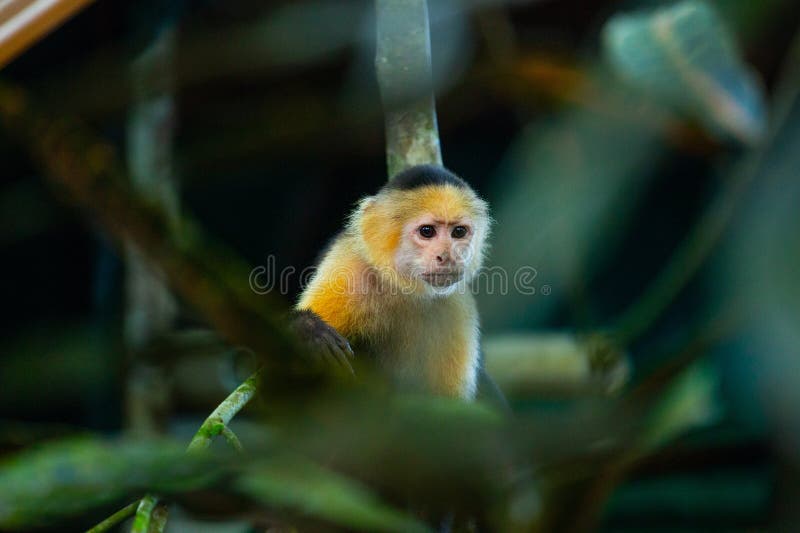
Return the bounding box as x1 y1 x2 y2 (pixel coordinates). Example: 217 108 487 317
0 0 96 69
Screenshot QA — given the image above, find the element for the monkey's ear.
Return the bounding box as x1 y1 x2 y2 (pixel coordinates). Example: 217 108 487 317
349 196 376 235
358 196 376 213
355 196 377 231
355 195 399 269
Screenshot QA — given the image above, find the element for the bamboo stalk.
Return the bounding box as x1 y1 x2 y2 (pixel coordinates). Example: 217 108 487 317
0 0 96 69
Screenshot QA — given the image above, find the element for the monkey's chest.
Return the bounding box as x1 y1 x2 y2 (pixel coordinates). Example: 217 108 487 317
360 302 479 399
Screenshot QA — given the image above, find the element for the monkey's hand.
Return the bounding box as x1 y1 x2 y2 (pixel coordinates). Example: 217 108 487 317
290 310 355 375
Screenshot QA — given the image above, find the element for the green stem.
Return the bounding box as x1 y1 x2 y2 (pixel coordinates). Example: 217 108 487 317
87 369 262 532
221 425 244 452
131 370 260 530
85 501 138 532
130 495 157 533
187 369 262 452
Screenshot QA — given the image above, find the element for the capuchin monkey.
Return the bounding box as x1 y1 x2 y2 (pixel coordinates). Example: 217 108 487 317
292 164 506 406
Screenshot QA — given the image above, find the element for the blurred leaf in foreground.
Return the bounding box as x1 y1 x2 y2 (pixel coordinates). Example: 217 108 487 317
641 360 722 452
0 389 513 531
238 455 431 533
603 0 767 145
0 437 220 529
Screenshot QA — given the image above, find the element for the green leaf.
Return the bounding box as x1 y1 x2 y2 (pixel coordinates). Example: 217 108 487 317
603 0 766 144
237 455 431 533
0 437 222 529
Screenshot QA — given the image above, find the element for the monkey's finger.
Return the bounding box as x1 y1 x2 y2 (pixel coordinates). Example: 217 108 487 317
321 330 353 360
328 344 355 375
334 350 356 375
336 336 355 358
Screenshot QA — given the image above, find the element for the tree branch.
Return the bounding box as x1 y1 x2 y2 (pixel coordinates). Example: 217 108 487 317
85 501 138 533
187 369 261 452
375 0 442 177
130 495 157 533
124 23 179 438
86 369 262 532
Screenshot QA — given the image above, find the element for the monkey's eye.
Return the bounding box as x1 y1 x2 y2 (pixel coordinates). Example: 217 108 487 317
451 226 468 239
418 225 436 239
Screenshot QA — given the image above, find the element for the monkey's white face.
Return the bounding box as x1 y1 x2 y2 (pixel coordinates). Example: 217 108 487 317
394 213 484 295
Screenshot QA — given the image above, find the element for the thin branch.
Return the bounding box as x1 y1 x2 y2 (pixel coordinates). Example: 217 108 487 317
132 370 259 531
85 501 138 533
124 25 179 352
375 0 442 177
187 369 262 452
140 370 258 528
124 24 179 438
220 425 244 452
130 495 157 533
85 369 261 532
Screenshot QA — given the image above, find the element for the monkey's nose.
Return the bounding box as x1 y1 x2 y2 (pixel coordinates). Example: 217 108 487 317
436 252 451 264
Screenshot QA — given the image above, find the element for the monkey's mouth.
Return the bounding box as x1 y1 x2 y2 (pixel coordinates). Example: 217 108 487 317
420 270 463 287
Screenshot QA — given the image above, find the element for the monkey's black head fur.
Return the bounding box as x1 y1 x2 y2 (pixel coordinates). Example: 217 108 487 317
384 164 468 192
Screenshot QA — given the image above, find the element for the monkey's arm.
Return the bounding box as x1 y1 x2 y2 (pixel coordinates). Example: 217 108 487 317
290 309 355 374
296 237 368 328
292 243 370 374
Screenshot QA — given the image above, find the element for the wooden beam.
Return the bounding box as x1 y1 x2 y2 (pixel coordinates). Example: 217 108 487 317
0 0 96 69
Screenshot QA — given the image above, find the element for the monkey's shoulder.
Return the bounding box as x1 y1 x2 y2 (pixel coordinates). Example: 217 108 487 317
296 241 371 335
